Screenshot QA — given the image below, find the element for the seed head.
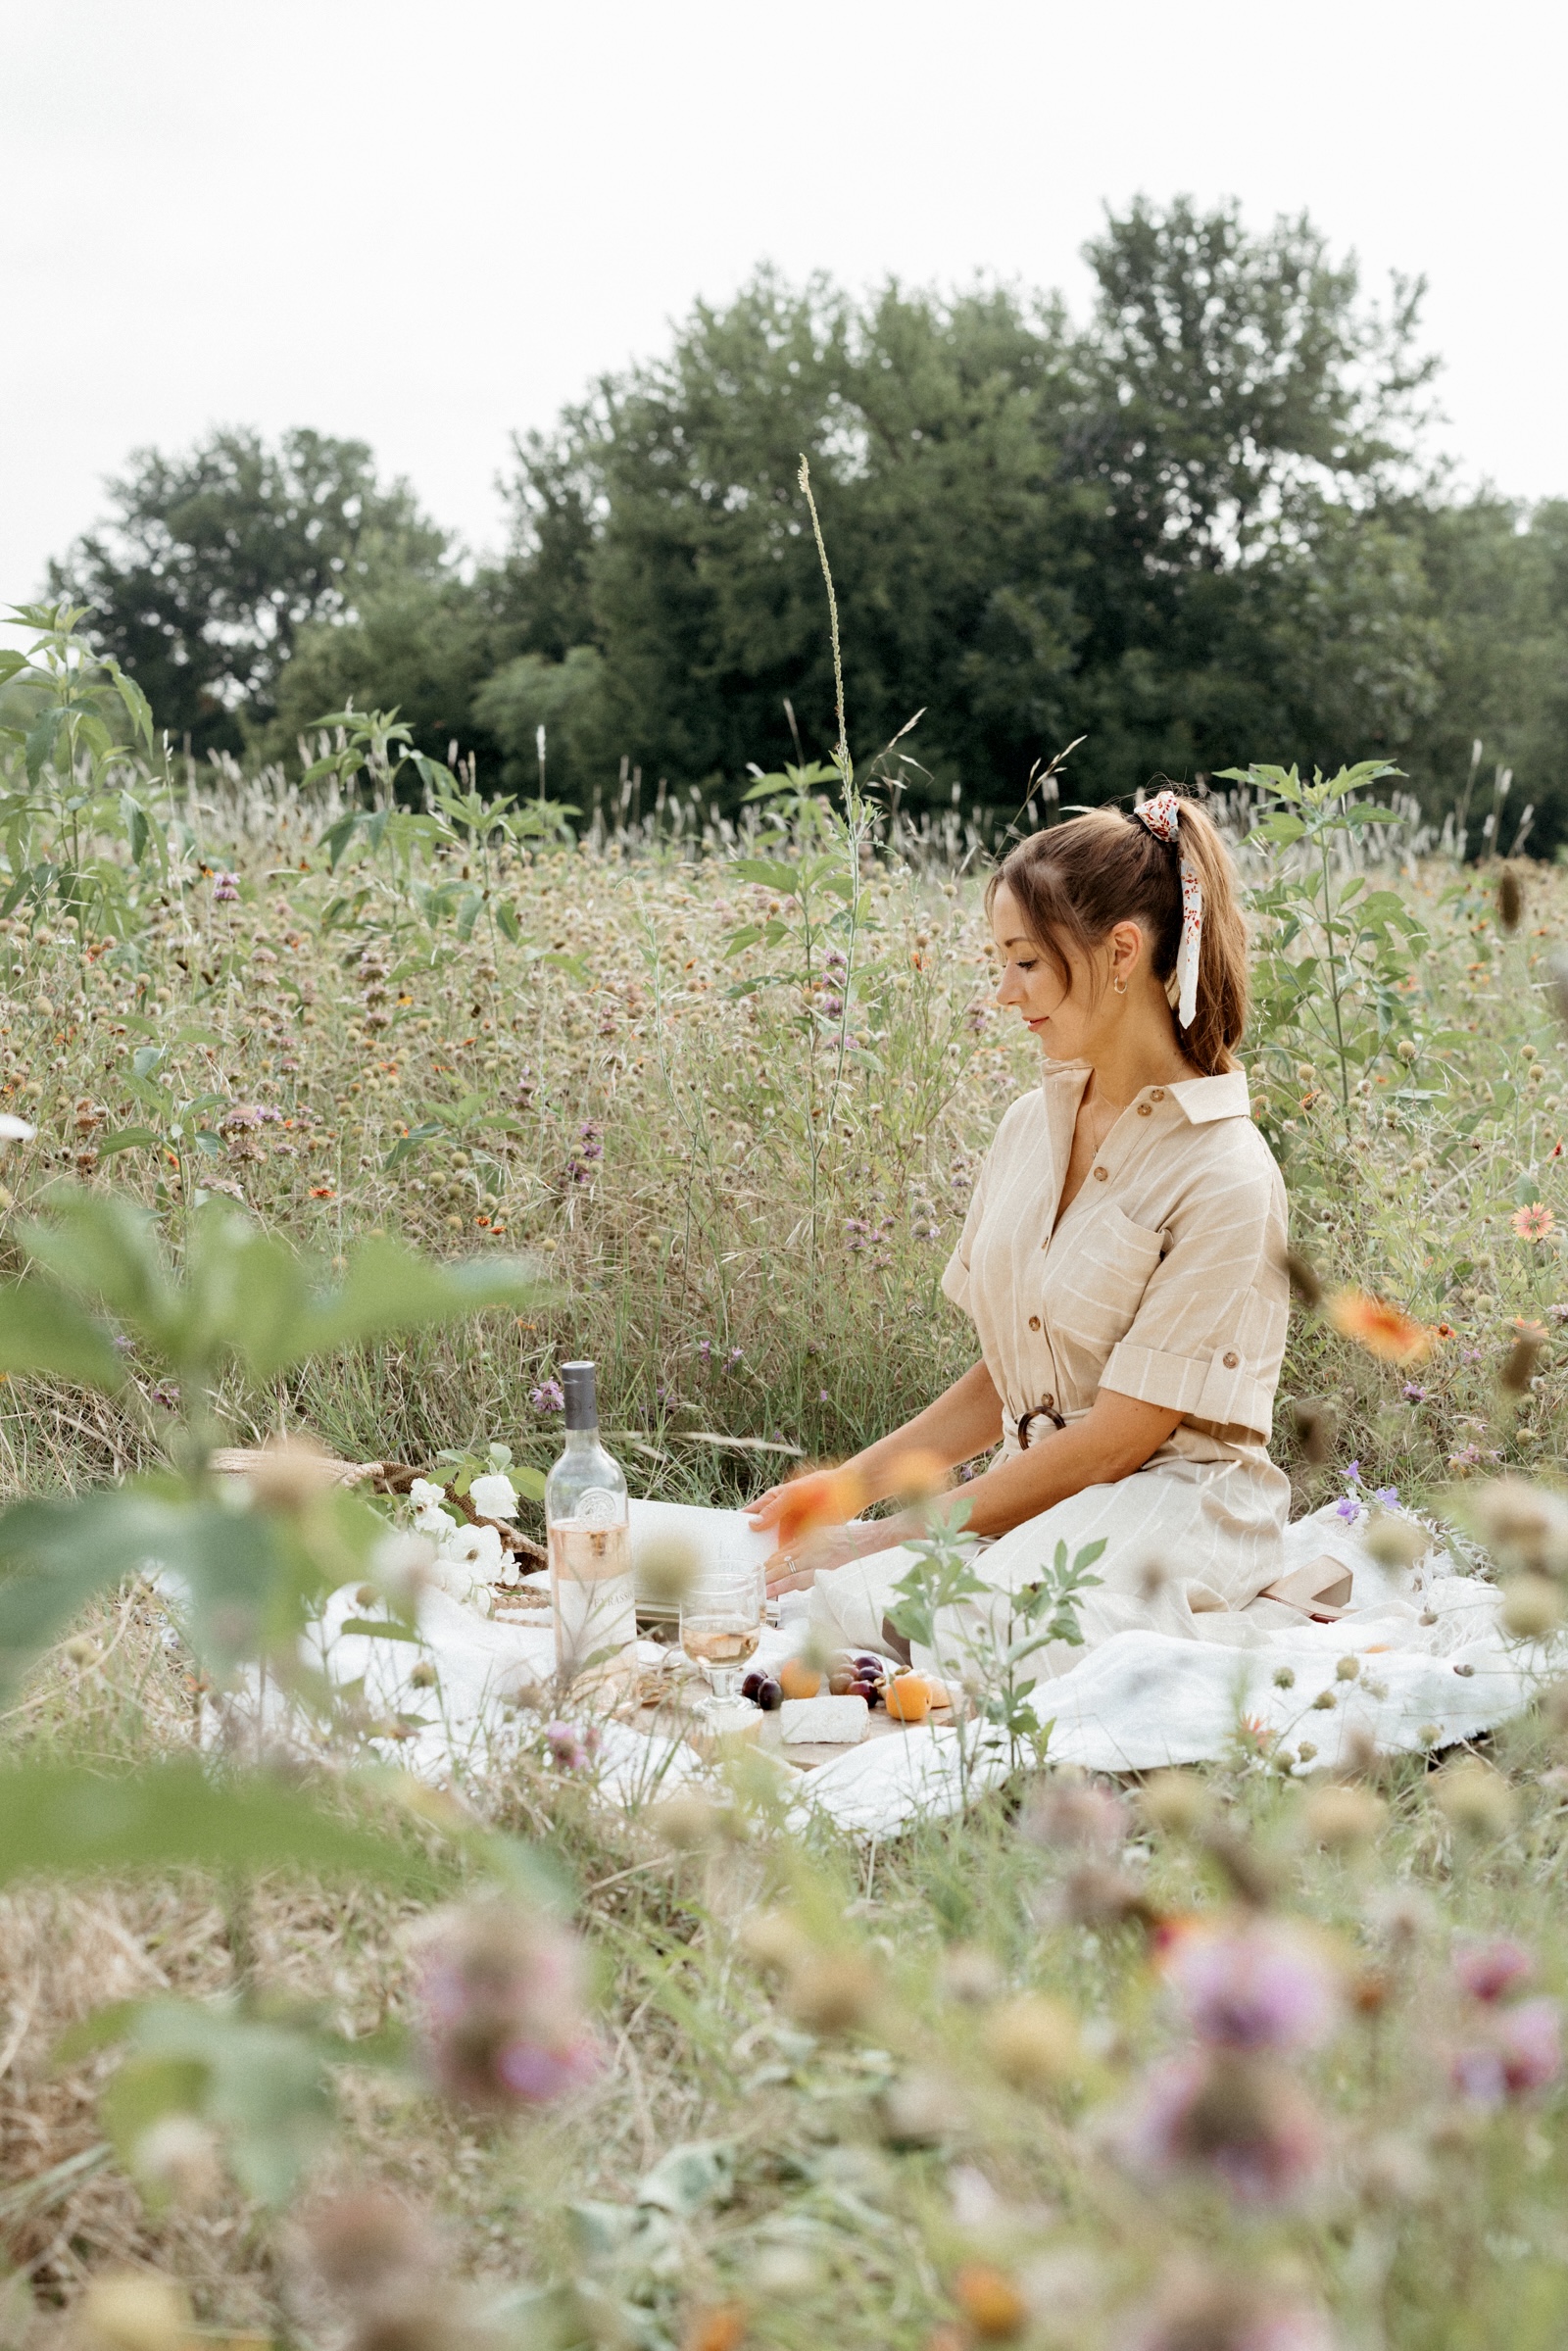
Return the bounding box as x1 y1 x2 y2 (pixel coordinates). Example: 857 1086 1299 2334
983 1993 1081 2093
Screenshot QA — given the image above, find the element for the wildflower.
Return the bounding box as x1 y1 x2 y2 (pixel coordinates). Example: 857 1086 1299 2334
726 1346 743 1364
1453 1938 1534 2003
441 1521 505 1581
409 1478 458 1539
1511 1202 1556 1243
468 1470 519 1521
1161 1919 1343 2053
772 1463 868 1546
530 1379 565 1414
544 1719 603 1771
1451 1997 1563 2104
411 1898 603 2109
1127 2269 1338 2351
1023 1778 1129 1852
212 870 240 904
1401 1383 1427 1401
1328 1291 1433 1363
1302 1781 1387 1850
951 2266 1029 2340
309 1185 335 1200
1113 2049 1326 2204
983 1993 1082 2092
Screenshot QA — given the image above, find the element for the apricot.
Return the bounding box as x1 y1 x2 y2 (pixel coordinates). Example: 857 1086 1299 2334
885 1674 930 1723
778 1656 823 1700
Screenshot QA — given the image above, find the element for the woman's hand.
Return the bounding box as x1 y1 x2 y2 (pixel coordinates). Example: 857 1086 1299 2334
763 1516 910 1595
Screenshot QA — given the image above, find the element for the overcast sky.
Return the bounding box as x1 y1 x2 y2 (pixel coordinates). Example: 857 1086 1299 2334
2 0 1561 596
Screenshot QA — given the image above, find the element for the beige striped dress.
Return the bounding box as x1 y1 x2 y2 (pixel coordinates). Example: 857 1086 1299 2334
808 1063 1298 1680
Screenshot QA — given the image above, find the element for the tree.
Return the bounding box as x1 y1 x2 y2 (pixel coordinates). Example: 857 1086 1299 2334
492 207 1453 816
51 427 449 758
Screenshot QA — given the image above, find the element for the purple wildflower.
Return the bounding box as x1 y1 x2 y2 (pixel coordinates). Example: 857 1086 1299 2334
212 870 240 904
1113 2049 1326 2205
530 1379 564 1415
727 1347 743 1365
820 994 844 1018
1402 1384 1428 1402
412 1898 603 2111
1333 1494 1363 1524
1372 1484 1398 1509
1164 1922 1342 2054
697 1339 712 1360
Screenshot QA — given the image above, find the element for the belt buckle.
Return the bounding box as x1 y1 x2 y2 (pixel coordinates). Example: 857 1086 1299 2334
1016 1403 1066 1450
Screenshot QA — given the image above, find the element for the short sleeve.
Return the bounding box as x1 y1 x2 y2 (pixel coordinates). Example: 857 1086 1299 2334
1101 1154 1288 1437
940 1149 993 1316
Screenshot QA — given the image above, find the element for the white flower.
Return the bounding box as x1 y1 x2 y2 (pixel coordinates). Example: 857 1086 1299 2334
368 1529 436 1606
410 1479 459 1539
426 1553 495 1614
0 1113 35 1143
441 1521 505 1581
468 1471 519 1522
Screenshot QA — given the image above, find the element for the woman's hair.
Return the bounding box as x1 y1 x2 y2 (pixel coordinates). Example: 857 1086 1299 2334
985 794 1248 1076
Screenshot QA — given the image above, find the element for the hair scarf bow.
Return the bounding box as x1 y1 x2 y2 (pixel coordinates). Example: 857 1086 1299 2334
1135 789 1202 1031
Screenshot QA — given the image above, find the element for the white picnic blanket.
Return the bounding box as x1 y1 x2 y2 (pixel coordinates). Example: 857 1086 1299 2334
220 1497 1553 1837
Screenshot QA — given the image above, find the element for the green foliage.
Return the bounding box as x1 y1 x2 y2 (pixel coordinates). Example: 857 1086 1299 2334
0 1757 438 1892
0 602 170 942
49 427 450 759
1228 759 1433 1114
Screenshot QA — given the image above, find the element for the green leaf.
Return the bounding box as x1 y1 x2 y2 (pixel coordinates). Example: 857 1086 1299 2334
0 1279 127 1390
495 901 521 945
94 1129 162 1161
0 1758 438 1892
338 1618 423 1642
254 1237 554 1377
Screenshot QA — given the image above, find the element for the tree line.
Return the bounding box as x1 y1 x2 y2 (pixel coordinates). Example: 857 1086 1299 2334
51 198 1568 848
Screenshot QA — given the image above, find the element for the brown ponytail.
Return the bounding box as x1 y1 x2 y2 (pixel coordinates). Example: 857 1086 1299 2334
985 793 1249 1076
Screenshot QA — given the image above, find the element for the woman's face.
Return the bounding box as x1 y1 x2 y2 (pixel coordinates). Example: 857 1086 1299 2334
989 880 1124 1060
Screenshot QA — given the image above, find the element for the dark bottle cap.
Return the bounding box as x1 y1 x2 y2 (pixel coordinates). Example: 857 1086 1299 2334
562 1360 598 1431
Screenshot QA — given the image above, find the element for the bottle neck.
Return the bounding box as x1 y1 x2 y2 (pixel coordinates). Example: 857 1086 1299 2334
561 1422 601 1449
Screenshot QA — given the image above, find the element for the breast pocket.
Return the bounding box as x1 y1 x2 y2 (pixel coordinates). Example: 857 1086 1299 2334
1048 1204 1167 1356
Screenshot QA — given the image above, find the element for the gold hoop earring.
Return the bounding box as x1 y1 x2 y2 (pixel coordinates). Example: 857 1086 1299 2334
1112 974 1128 996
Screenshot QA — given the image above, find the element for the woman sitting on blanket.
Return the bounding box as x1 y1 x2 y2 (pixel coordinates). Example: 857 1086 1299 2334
748 789 1328 1679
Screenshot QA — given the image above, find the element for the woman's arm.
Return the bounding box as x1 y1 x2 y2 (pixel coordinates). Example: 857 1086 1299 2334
763 1387 1181 1591
747 1359 1004 1535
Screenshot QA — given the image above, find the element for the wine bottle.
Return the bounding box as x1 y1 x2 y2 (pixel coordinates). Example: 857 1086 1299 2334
544 1360 633 1675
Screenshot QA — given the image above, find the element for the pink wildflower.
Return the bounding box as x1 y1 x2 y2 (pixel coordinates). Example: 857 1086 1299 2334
1512 1202 1556 1243
1163 1920 1343 2053
413 1898 603 2111
1112 2049 1326 2205
1453 1937 1534 2003
544 1719 603 1772
1451 1997 1562 2104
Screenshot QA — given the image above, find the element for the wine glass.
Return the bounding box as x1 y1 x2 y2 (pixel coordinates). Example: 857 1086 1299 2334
679 1558 765 1710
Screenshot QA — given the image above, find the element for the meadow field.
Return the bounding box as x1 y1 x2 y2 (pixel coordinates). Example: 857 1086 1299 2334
2 710 1568 2351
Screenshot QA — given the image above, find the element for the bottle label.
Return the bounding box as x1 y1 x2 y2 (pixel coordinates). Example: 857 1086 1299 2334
574 1486 622 1527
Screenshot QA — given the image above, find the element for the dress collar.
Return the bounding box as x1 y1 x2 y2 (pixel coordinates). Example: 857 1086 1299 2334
1038 1061 1250 1124
1168 1068 1250 1124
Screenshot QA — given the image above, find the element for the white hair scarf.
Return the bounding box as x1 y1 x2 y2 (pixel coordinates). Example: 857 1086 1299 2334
1135 789 1202 1031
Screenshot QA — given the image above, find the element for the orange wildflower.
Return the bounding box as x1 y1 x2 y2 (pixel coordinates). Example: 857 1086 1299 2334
1327 1291 1433 1364
887 1445 949 1501
773 1464 867 1546
951 2265 1029 2340
1511 1202 1556 1243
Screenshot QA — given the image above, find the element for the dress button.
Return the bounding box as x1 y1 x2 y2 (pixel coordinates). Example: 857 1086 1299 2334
1028 1314 1041 1331
1136 1102 1152 1116
1092 1165 1108 1182
1151 1087 1165 1102
1223 1349 1240 1368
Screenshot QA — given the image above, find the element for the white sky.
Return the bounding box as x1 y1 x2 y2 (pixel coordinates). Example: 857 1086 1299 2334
2 0 1562 596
